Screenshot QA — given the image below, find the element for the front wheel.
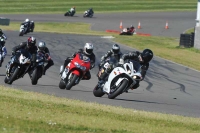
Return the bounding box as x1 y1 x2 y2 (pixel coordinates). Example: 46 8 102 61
93 84 105 97
4 76 9 83
108 79 128 99
31 68 38 85
7 67 20 85
66 74 79 90
19 31 24 36
59 80 66 89
64 12 69 16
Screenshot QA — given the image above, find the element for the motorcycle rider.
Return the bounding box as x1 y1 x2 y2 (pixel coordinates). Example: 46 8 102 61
68 6 76 15
0 29 7 40
0 37 7 67
22 19 30 32
21 18 35 33
98 49 153 90
127 25 135 34
61 43 95 80
99 44 122 69
11 36 37 69
87 8 94 16
37 41 54 75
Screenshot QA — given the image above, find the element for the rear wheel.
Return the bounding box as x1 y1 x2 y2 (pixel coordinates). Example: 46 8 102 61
7 67 20 85
108 79 128 99
93 84 105 97
66 74 78 90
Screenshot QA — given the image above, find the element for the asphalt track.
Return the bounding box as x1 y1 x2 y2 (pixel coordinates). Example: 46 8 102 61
1 12 200 118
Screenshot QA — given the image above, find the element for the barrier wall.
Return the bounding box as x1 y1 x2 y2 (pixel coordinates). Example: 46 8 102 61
194 26 200 49
0 17 10 26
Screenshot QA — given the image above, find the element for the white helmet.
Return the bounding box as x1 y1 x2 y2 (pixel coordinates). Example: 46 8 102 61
38 41 46 51
84 43 93 55
25 18 30 22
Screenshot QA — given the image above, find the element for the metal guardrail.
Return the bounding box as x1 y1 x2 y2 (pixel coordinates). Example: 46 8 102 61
0 17 10 26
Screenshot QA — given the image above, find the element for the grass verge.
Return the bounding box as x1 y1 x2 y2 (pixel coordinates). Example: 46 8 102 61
0 86 200 133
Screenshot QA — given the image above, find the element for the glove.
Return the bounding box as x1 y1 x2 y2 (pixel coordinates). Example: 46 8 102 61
138 54 143 63
119 59 124 65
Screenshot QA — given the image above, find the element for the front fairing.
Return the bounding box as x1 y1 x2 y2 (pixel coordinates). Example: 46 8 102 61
69 53 91 75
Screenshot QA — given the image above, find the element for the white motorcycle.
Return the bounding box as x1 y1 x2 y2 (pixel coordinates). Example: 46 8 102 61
93 60 143 99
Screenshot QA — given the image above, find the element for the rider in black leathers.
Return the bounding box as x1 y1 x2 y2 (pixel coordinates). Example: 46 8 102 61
37 41 54 75
98 49 153 90
62 43 95 80
87 8 94 16
99 44 122 69
11 36 37 68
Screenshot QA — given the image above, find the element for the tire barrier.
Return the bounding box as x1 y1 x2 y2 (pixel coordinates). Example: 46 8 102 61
179 32 195 48
0 17 10 26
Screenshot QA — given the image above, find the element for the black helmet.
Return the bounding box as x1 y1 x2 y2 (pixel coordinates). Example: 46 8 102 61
141 49 153 63
112 44 120 54
27 36 36 48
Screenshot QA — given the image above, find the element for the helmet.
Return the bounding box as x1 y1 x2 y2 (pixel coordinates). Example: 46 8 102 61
84 43 93 55
141 49 153 63
112 44 120 54
25 18 30 22
131 25 134 28
73 6 76 9
27 36 36 48
38 41 46 51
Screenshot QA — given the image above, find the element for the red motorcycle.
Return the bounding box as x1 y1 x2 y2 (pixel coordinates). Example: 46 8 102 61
59 53 91 90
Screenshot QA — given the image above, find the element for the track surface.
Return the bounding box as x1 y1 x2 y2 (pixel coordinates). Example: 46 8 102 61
1 12 200 118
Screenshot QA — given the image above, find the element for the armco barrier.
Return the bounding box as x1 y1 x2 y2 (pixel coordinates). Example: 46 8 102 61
0 17 10 26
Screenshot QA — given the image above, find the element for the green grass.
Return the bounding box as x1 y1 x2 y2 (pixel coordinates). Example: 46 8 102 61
0 86 200 133
0 0 197 14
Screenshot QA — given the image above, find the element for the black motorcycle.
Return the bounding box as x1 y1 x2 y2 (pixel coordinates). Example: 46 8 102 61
83 10 94 18
29 51 46 85
64 10 75 16
5 49 32 85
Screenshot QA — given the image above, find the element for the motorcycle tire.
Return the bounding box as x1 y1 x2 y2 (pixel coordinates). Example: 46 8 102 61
4 76 9 83
7 67 20 85
66 74 78 90
108 79 128 99
64 12 69 16
19 31 24 36
31 68 38 85
93 84 105 97
59 80 66 89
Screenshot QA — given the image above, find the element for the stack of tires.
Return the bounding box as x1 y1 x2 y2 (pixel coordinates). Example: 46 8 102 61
179 32 195 48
